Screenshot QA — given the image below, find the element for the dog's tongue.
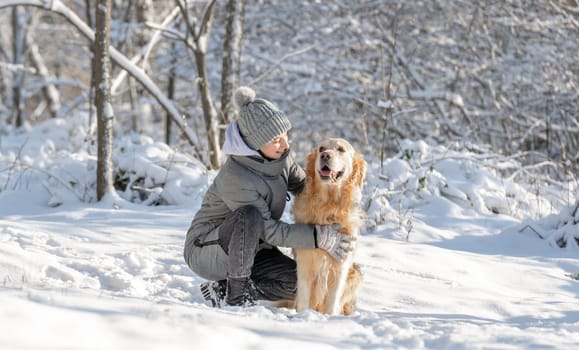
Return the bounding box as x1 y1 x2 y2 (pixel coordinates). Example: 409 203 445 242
320 169 333 178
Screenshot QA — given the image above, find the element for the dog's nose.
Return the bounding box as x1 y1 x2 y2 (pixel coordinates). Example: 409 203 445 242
321 151 331 161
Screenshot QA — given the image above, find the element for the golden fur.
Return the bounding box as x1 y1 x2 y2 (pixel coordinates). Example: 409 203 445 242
292 138 366 315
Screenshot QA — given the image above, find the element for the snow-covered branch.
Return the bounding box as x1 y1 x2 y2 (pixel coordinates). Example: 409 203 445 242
0 0 200 150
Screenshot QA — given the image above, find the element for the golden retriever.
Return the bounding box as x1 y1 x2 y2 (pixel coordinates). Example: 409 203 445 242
292 138 366 315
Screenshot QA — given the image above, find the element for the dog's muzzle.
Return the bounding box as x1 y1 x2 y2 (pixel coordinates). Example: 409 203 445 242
319 163 344 182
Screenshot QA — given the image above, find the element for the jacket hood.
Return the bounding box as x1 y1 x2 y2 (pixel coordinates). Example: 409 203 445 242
222 121 262 157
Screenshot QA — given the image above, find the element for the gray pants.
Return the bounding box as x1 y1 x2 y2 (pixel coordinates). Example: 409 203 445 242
185 206 296 301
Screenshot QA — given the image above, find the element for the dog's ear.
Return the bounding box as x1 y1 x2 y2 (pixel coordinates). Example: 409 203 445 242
305 151 317 181
350 152 367 189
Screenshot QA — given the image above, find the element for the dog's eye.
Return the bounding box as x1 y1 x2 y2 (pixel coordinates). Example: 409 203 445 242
337 146 345 152
319 146 325 153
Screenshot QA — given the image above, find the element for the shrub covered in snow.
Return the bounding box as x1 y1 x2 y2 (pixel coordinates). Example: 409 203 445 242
364 140 577 242
0 115 209 207
519 200 579 250
113 135 208 206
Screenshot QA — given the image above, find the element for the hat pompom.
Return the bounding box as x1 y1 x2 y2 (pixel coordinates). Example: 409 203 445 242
234 86 256 108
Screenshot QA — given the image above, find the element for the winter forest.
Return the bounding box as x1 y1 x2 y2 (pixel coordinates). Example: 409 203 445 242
1 0 577 197
1 0 579 349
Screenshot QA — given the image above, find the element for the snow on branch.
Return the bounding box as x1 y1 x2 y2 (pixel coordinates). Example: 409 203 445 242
111 6 181 95
0 62 36 74
0 0 201 153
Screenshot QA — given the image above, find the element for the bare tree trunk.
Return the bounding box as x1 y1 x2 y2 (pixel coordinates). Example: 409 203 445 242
220 0 245 147
130 0 153 133
93 0 114 201
84 0 93 28
11 6 27 127
177 0 221 169
119 0 138 128
166 41 177 145
194 48 220 169
0 67 4 108
0 41 5 106
135 0 153 47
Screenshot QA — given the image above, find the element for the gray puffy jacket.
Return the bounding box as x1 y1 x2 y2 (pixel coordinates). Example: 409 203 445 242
184 150 316 254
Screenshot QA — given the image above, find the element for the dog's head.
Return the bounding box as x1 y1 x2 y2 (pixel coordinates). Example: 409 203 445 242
306 138 366 189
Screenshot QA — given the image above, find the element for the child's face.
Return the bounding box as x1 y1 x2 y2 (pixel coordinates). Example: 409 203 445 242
259 132 289 160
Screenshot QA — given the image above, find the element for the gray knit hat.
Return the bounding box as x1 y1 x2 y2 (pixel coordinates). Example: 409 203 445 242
234 86 291 150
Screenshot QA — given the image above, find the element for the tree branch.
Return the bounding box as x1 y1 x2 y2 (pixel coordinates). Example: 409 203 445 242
0 0 201 153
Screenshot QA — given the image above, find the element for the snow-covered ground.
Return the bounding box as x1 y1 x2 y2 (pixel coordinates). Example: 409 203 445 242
1 115 578 349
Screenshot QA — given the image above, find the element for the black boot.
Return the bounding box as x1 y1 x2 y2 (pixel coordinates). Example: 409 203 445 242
226 277 261 307
200 279 226 307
